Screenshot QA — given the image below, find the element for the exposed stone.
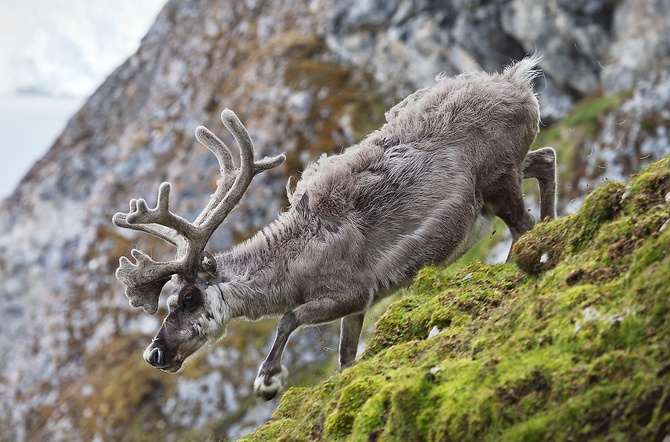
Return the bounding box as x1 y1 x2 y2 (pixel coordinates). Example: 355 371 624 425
602 0 670 94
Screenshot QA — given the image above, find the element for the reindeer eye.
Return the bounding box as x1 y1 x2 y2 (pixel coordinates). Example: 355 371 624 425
182 290 201 310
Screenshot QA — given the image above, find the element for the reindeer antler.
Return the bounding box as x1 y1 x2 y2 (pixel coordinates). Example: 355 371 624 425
113 109 286 314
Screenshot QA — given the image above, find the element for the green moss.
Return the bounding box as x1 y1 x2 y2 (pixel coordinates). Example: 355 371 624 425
349 389 390 440
324 378 384 438
512 180 627 274
242 155 670 442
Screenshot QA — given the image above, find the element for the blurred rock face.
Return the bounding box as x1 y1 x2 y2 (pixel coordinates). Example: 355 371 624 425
0 0 668 440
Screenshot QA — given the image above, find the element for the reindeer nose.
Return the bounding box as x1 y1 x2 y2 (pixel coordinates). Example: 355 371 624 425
145 347 163 367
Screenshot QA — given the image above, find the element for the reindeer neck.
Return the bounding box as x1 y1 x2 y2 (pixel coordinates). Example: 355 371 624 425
214 211 310 320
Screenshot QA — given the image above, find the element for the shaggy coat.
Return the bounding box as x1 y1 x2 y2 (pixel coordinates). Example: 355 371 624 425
218 56 542 317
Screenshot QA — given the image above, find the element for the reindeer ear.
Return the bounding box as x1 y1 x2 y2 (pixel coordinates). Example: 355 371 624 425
295 192 310 213
198 251 218 277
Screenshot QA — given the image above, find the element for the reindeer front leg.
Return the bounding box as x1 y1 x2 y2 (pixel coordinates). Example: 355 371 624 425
253 311 298 400
254 297 368 400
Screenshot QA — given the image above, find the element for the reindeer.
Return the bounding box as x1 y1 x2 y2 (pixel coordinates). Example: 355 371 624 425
112 54 556 400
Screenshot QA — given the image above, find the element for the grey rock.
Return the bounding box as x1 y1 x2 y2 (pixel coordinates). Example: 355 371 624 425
501 0 607 94
602 0 670 94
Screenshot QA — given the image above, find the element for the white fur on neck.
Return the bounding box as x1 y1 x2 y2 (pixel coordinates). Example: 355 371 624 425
203 284 233 344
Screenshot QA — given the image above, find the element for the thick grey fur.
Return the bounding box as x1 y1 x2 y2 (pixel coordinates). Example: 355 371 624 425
119 55 557 400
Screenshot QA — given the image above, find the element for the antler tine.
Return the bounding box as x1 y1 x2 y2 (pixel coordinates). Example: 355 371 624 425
195 126 235 175
112 211 184 249
113 182 194 250
254 154 287 172
196 109 286 234
127 182 198 239
194 126 237 226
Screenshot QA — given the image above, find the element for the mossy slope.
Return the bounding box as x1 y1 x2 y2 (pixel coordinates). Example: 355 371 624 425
243 155 670 441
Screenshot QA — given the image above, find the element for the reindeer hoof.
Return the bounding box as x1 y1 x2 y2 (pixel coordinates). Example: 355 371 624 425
253 365 288 400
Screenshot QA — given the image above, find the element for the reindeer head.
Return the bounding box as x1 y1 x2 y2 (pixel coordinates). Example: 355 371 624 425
113 109 285 372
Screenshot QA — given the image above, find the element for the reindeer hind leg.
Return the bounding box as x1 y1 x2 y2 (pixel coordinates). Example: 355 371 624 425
339 313 364 369
523 147 557 221
484 169 535 261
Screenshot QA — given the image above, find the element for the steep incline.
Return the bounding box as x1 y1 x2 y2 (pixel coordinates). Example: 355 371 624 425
0 0 668 440
246 155 670 441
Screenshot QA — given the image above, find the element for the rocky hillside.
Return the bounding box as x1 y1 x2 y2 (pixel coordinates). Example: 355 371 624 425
245 155 670 441
0 0 668 440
